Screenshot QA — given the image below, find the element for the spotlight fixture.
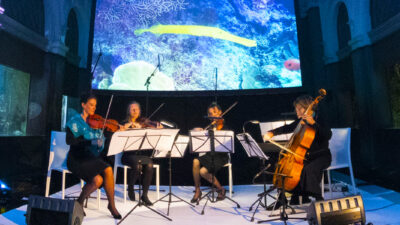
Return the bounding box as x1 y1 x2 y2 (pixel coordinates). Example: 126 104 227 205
0 180 10 191
0 0 4 15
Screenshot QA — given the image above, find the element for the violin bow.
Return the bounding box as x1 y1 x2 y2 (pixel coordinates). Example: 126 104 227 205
101 94 114 135
204 101 238 130
147 103 165 120
266 138 305 160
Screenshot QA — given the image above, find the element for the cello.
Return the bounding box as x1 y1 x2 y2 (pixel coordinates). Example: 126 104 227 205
268 89 327 191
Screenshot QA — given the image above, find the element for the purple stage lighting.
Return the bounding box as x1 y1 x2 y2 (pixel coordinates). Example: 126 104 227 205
0 6 4 15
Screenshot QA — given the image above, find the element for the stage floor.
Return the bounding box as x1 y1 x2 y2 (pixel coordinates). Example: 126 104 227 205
1 182 400 225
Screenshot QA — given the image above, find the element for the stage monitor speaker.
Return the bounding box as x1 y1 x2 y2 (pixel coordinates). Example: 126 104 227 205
306 195 366 225
26 195 84 225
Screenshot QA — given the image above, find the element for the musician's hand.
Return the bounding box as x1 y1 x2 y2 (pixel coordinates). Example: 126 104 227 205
92 138 103 148
263 132 274 142
123 122 132 129
118 125 127 131
300 114 315 125
124 122 141 129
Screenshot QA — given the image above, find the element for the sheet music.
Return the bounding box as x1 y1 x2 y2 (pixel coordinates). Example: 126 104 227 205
108 128 179 156
237 133 269 160
259 120 294 141
190 130 234 153
153 135 189 158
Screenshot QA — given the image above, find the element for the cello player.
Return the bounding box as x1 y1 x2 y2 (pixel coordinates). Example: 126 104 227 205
263 95 332 210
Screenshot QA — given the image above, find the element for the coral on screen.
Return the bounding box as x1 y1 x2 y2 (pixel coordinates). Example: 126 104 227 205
92 0 301 91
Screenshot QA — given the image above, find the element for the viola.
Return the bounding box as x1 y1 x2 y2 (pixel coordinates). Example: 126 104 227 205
87 114 121 132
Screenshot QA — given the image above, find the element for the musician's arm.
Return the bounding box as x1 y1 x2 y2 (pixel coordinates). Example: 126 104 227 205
269 120 298 136
65 128 91 146
311 119 332 142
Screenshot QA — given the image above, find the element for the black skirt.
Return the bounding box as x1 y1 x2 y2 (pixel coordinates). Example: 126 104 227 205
198 152 229 173
121 151 153 168
67 151 110 182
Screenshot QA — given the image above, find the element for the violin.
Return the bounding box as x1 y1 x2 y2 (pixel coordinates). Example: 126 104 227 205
87 114 121 132
125 118 162 129
137 118 162 128
213 118 224 130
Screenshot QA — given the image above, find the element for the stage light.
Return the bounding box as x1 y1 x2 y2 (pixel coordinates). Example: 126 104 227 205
0 0 4 28
0 180 10 191
0 0 4 15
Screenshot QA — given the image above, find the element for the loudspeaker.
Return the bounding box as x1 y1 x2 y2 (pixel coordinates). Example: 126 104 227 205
306 195 366 225
26 195 84 225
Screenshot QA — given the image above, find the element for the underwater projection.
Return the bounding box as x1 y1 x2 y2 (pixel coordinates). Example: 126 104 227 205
0 65 30 136
92 0 301 91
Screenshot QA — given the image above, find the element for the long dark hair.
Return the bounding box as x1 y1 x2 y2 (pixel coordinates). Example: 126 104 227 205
80 93 97 104
207 101 221 111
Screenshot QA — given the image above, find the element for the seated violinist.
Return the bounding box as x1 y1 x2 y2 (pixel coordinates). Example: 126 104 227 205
191 102 228 203
120 101 162 206
65 94 121 219
263 95 332 210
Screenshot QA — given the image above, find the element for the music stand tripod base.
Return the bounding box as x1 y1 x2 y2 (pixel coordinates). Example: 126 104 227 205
256 175 306 224
152 135 195 216
118 161 172 224
108 129 179 224
190 130 240 215
236 132 271 220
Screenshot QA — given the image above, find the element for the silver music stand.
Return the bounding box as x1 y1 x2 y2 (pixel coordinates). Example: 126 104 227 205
108 129 179 223
189 130 240 215
237 133 274 221
153 135 195 216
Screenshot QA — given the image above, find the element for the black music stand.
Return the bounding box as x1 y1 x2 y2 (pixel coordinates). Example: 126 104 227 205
257 171 307 224
236 133 276 221
190 129 240 215
108 129 179 223
152 135 195 216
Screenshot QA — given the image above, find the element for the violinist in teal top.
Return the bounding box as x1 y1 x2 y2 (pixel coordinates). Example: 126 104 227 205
65 93 121 219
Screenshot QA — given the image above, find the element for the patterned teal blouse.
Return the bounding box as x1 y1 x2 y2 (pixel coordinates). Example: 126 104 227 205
66 113 104 156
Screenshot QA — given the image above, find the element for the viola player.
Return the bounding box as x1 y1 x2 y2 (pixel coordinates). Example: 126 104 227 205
191 102 229 203
263 95 332 210
120 101 162 206
65 94 121 219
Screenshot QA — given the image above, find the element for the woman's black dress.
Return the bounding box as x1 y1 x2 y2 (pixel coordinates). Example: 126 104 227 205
269 117 332 197
66 128 110 182
197 123 230 173
120 118 153 169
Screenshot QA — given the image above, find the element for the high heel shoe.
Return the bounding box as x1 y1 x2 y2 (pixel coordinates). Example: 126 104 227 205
190 190 202 203
76 201 86 217
141 195 153 206
216 188 226 201
107 204 122 219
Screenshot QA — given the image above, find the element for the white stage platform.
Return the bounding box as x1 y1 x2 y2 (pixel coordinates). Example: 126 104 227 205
1 182 400 225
